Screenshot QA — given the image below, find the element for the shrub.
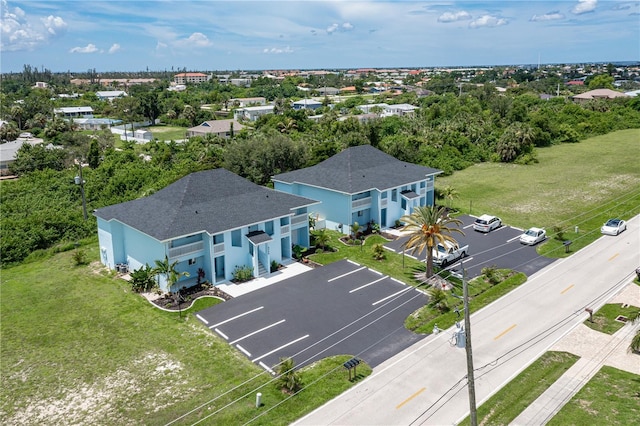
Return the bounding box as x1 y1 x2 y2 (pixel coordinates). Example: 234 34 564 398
274 357 303 394
72 249 88 266
232 265 254 282
372 243 386 260
481 265 500 285
270 260 280 273
292 244 303 260
427 287 450 313
130 264 157 293
553 225 565 241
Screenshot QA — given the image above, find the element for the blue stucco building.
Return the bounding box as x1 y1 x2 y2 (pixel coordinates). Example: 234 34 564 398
272 145 441 233
94 169 317 291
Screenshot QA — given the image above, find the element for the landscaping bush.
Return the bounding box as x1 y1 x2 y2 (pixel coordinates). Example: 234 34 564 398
232 265 254 282
129 264 157 293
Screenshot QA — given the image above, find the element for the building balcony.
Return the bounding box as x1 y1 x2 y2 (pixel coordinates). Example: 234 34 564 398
213 242 225 254
352 196 372 209
291 213 307 226
169 241 204 258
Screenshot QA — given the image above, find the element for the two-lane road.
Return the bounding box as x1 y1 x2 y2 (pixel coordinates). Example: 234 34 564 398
295 216 639 425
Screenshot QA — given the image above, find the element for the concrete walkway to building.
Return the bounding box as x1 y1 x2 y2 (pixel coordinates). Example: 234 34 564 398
214 260 313 298
511 282 640 425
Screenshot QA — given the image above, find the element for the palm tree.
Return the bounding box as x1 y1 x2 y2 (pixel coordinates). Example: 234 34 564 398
153 255 189 293
400 205 464 278
274 357 303 394
441 186 459 210
312 229 330 250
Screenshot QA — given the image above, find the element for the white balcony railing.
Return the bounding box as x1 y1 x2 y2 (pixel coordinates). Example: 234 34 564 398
352 196 372 209
281 225 290 234
291 214 307 225
380 198 388 208
213 242 225 254
169 241 204 258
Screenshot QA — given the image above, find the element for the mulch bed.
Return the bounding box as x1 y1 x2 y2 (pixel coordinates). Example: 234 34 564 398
151 284 232 310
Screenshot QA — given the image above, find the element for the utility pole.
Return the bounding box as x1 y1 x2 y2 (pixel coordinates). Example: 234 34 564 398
463 266 478 425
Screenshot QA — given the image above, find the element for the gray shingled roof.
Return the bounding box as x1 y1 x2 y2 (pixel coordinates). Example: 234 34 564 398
272 145 441 194
94 168 317 241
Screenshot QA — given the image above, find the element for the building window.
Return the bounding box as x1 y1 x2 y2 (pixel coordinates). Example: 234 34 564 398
381 191 387 199
188 258 197 265
358 210 363 217
213 234 224 244
265 221 274 236
232 229 241 247
280 217 289 226
401 198 407 210
391 189 397 202
248 224 258 233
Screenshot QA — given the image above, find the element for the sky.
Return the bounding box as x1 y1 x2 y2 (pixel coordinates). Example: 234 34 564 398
1 0 639 73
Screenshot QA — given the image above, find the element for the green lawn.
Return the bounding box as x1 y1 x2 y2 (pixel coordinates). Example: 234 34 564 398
459 351 580 425
148 125 189 141
438 129 640 257
0 246 371 425
548 366 640 426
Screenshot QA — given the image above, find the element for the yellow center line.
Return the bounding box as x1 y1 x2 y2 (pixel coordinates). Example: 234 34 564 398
396 387 426 409
494 324 517 340
608 253 619 261
561 284 574 294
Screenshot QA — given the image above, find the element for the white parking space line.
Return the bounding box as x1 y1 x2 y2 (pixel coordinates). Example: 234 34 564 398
372 287 411 306
370 269 384 276
463 224 474 229
493 226 507 232
259 361 275 375
347 260 360 266
507 235 521 243
327 266 366 282
349 276 389 293
236 344 251 357
253 335 310 363
391 278 405 285
196 314 208 324
230 319 286 345
209 306 264 328
214 328 229 340
446 257 474 269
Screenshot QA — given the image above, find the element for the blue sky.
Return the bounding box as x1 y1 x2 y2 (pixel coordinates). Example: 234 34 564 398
1 0 639 73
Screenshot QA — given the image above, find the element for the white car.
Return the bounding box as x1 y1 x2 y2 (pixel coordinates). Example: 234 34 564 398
601 219 627 236
473 214 502 233
519 227 546 245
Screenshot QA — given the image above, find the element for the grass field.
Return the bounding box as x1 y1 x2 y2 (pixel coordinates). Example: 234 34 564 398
0 246 371 425
148 125 188 141
438 129 640 257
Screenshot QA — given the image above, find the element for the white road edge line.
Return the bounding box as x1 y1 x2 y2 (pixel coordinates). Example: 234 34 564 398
349 276 389 293
372 286 411 305
196 314 208 324
253 335 309 363
230 319 286 345
236 344 251 357
209 306 264 328
328 266 366 282
214 328 228 340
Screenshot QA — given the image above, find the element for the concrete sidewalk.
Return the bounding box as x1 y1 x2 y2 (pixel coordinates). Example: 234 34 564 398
214 260 312 297
511 282 640 425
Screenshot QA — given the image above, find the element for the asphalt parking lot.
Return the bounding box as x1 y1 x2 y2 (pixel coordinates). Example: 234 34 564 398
196 260 428 372
385 214 556 279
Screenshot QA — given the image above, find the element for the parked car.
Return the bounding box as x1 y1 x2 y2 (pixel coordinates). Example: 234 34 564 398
432 241 469 266
473 214 502 233
601 218 627 236
519 227 546 245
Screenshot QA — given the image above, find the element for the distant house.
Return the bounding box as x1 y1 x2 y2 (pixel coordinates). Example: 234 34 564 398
73 118 122 130
292 99 323 111
234 105 274 122
96 90 127 101
0 137 45 175
174 73 211 84
357 103 389 114
187 119 245 138
94 169 317 291
317 87 340 96
54 106 94 118
383 103 418 116
272 145 441 232
572 89 630 102
33 82 48 89
229 97 267 108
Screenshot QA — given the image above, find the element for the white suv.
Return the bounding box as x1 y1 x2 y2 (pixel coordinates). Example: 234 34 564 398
473 215 502 233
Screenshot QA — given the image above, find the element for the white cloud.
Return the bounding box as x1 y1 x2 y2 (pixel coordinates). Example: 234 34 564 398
108 43 121 54
572 0 597 15
469 15 508 29
0 0 67 51
530 11 565 22
173 32 212 48
70 43 98 54
41 15 67 36
326 22 354 34
263 46 294 54
437 11 472 23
